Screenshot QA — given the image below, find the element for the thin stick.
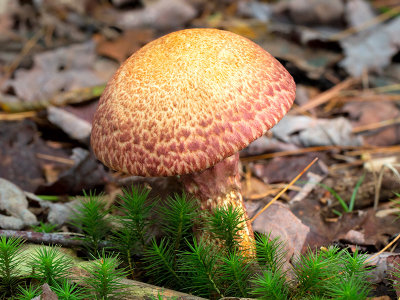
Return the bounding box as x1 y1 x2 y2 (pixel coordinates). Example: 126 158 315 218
365 233 400 263
345 145 400 156
0 111 36 121
241 145 364 162
2 29 43 81
0 230 105 248
352 117 400 133
36 153 75 165
341 83 400 96
250 157 318 223
294 78 358 113
374 163 400 210
338 94 400 102
242 145 400 163
329 5 400 41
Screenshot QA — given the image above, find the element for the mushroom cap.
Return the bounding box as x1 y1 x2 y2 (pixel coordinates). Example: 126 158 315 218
91 28 296 177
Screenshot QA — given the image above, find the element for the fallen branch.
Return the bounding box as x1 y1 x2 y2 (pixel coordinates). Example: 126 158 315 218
0 230 110 248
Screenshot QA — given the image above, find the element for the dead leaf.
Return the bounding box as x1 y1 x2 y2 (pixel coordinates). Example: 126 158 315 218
251 153 328 184
339 17 400 77
272 115 363 147
299 117 363 147
1 42 104 103
240 136 299 157
241 176 274 200
0 120 44 192
291 172 324 203
343 100 400 146
63 99 99 124
344 0 375 27
32 284 58 300
47 106 92 143
284 0 344 25
260 35 342 79
0 0 18 44
237 0 272 22
114 0 196 30
247 200 310 260
95 29 154 63
42 164 62 184
36 148 110 195
0 178 38 229
387 255 400 298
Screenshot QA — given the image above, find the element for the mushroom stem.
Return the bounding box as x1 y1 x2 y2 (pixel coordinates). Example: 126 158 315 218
181 153 255 256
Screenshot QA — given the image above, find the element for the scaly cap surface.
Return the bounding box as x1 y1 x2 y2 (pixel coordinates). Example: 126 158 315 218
91 28 296 176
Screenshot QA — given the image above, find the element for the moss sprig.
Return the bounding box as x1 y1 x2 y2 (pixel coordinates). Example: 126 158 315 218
69 191 111 256
0 236 25 297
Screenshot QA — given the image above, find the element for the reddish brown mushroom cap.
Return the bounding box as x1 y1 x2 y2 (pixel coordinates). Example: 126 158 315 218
91 28 296 177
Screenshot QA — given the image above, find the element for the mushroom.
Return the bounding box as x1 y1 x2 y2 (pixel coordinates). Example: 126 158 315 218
91 28 296 254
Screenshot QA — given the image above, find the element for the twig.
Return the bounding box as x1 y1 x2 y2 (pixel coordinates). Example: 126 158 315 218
293 78 358 113
1 29 44 84
374 163 400 210
242 145 400 164
329 5 400 41
240 145 364 162
366 233 400 263
250 157 318 223
328 159 365 171
337 94 400 103
246 185 301 200
341 83 400 96
352 117 400 133
345 145 400 156
36 153 75 165
291 172 324 203
0 230 107 248
0 111 36 121
373 0 400 9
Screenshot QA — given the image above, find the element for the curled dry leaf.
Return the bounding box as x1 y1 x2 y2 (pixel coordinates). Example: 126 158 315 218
344 0 375 27
31 284 58 300
283 0 344 25
240 135 299 156
26 191 78 226
260 36 342 79
47 106 92 143
95 29 154 63
251 153 328 184
115 0 197 30
343 100 400 146
272 115 363 147
0 120 45 192
1 42 104 104
247 200 310 260
0 178 37 229
339 17 400 77
36 148 110 195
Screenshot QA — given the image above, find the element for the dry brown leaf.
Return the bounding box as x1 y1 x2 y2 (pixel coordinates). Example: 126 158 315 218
95 29 154 63
1 42 104 103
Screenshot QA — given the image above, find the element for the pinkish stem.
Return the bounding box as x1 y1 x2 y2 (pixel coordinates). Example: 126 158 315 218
181 153 255 255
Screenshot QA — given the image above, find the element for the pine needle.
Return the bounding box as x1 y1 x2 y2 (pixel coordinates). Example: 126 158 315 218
251 157 318 223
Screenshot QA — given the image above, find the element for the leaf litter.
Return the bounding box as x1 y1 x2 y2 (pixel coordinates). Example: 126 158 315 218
0 0 399 298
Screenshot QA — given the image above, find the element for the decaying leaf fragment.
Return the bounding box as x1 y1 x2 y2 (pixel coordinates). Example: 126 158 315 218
0 178 38 229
